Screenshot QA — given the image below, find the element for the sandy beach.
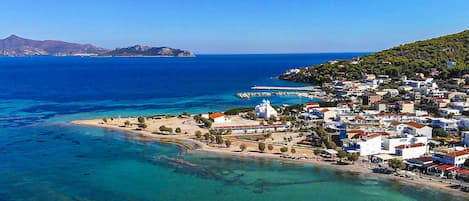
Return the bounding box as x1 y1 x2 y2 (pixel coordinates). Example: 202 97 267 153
71 116 469 196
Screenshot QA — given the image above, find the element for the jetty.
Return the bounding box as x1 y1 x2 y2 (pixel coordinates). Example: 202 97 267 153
251 86 320 91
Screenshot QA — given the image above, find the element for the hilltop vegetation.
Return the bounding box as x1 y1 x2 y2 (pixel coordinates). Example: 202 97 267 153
280 30 469 84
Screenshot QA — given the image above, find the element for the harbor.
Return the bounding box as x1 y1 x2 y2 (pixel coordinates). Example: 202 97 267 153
236 85 331 100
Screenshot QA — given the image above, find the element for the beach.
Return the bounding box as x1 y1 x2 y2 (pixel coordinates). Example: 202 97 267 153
71 116 469 197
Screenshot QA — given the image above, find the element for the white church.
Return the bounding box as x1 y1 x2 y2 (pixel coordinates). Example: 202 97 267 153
255 99 278 119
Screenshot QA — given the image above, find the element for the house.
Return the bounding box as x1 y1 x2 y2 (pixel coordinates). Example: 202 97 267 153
362 94 382 106
434 149 469 167
209 112 231 123
255 99 277 119
388 121 406 134
395 143 427 159
382 135 428 154
429 98 451 108
430 118 458 132
438 108 460 117
312 108 337 122
405 122 432 138
449 102 469 112
356 134 382 156
372 101 387 112
459 118 469 129
397 101 415 113
304 102 320 112
461 131 469 146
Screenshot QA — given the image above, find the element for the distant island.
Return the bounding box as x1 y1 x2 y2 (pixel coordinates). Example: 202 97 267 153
0 35 194 57
100 45 194 57
279 30 469 84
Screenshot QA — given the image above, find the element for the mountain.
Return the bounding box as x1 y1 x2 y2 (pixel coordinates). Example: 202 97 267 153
279 30 469 84
0 35 108 56
100 45 195 57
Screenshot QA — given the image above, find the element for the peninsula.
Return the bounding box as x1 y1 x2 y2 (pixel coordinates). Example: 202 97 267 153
0 35 194 57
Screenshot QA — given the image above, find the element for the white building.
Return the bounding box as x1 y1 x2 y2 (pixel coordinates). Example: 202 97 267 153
438 108 460 117
404 122 432 138
459 118 469 129
462 131 469 146
395 143 427 159
255 99 278 119
431 118 458 131
209 112 231 123
356 134 382 156
312 108 338 122
434 149 469 167
382 135 428 154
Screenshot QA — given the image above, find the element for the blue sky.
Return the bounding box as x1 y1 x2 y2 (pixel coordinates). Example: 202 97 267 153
1 0 468 54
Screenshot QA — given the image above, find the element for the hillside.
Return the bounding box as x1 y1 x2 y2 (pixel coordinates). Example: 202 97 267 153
0 35 108 56
279 30 469 84
100 45 194 57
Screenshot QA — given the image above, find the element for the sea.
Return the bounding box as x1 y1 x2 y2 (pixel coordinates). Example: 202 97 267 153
0 54 465 201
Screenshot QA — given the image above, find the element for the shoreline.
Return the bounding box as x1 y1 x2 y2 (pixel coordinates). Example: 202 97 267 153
70 119 468 197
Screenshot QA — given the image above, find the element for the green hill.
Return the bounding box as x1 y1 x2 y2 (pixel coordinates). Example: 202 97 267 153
280 30 469 84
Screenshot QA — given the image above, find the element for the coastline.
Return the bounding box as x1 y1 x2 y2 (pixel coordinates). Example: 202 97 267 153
70 119 468 197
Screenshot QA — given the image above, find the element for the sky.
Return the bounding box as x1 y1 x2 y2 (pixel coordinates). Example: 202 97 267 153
1 0 468 54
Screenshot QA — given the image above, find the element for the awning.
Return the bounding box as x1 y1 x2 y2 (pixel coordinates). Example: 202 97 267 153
437 164 456 171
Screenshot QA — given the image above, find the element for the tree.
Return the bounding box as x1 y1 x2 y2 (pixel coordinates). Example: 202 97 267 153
102 117 108 123
258 142 266 152
246 111 257 120
280 147 288 153
388 158 406 172
347 153 359 164
175 127 182 134
225 140 231 148
124 120 130 126
313 149 321 156
138 123 147 129
195 131 202 139
337 150 347 163
240 143 247 152
137 116 145 124
264 131 272 139
291 148 296 154
182 111 190 116
268 144 274 151
215 135 224 145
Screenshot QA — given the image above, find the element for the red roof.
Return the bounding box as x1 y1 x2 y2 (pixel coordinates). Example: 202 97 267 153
437 164 456 171
320 109 330 113
209 112 225 119
452 168 469 175
446 149 469 157
406 121 426 129
395 143 425 149
355 115 364 120
391 121 402 126
348 130 366 134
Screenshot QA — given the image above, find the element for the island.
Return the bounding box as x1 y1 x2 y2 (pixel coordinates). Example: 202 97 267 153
0 35 194 57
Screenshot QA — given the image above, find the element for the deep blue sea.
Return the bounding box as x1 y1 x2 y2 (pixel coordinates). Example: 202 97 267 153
0 54 464 201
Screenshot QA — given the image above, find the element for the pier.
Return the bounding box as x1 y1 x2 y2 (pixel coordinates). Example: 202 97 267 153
236 91 331 100
251 86 320 91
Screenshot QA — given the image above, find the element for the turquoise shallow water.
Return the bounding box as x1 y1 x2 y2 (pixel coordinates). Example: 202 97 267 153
0 54 466 200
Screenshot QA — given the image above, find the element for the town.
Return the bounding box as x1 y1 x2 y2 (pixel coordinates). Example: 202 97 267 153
75 68 469 194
